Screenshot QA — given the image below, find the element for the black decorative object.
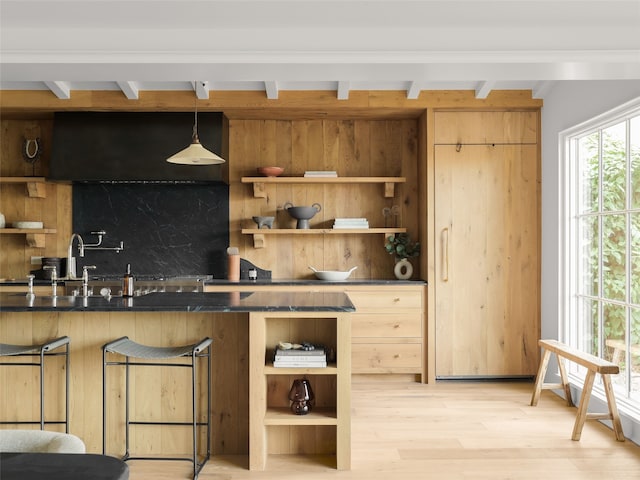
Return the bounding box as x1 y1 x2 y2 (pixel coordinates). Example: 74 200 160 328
288 378 315 415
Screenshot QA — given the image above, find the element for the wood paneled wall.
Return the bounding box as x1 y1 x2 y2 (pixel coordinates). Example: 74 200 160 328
228 119 420 279
0 119 72 279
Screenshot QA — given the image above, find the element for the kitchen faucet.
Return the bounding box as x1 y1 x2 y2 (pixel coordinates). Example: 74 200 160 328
43 265 58 296
66 233 84 279
82 265 97 297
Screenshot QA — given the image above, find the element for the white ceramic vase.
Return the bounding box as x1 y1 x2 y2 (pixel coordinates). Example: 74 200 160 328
394 258 413 280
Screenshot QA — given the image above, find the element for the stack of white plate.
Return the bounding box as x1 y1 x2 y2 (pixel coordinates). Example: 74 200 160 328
12 221 43 229
333 218 369 229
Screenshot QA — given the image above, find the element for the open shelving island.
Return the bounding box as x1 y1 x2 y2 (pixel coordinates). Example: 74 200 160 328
249 309 351 471
0 290 353 471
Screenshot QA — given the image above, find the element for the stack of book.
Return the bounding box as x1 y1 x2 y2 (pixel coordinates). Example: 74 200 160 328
333 217 369 229
304 170 338 177
273 347 327 368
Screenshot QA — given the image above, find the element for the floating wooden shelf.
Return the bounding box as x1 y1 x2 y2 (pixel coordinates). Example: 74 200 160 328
0 228 57 248
250 310 350 471
241 176 406 198
0 176 47 198
241 227 406 248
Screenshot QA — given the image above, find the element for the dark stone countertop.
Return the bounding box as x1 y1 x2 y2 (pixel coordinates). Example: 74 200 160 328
205 279 426 286
0 291 355 313
1 278 425 286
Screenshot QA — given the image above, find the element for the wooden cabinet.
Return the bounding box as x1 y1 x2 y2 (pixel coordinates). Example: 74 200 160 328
347 286 424 377
432 111 540 378
249 311 351 470
207 283 427 381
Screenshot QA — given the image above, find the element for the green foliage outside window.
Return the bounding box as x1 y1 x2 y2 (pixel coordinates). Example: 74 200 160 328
581 127 640 369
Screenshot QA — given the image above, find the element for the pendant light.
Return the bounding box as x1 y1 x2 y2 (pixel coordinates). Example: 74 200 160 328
166 87 225 165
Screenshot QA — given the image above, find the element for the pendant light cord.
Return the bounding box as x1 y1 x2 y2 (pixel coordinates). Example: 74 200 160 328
192 91 199 142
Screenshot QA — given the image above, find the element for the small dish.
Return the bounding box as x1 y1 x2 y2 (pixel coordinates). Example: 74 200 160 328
12 221 43 229
308 266 357 281
257 166 284 177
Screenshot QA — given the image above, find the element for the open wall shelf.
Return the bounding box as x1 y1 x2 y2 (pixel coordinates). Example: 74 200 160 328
241 176 406 198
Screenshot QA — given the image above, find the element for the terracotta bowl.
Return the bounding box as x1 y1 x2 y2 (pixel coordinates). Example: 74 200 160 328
257 166 284 177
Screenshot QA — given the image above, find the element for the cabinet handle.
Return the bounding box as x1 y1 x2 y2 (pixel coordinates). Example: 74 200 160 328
393 297 400 302
442 227 449 282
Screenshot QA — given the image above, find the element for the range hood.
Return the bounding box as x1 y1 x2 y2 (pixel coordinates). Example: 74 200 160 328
50 112 224 183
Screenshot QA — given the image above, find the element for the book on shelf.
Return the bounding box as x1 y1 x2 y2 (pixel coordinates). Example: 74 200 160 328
273 346 327 367
333 217 369 229
275 347 325 357
273 360 328 368
304 170 338 177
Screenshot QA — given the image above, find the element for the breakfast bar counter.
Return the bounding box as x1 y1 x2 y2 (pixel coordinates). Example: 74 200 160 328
0 291 354 470
0 291 355 313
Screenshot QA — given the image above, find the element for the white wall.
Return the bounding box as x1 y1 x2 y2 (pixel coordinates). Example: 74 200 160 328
541 80 640 444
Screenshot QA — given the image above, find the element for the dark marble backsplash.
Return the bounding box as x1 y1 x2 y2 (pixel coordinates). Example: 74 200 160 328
72 183 229 278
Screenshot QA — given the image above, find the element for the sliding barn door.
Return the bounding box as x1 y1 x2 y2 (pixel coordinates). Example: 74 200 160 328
434 144 539 377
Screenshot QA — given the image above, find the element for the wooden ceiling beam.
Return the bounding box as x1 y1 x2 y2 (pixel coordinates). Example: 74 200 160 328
116 81 139 100
475 81 495 99
407 82 421 99
337 81 350 100
265 81 279 100
195 81 209 100
44 81 71 100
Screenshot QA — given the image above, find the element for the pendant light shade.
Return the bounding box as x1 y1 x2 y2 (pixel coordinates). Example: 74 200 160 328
166 93 225 165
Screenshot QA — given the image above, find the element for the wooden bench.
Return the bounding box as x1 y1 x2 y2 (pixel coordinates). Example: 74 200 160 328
605 338 640 365
530 339 625 442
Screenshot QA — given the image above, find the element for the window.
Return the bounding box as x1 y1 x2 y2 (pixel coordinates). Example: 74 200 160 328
560 97 640 414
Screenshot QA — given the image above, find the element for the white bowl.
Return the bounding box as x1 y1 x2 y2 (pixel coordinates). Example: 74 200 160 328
309 266 357 281
12 221 43 229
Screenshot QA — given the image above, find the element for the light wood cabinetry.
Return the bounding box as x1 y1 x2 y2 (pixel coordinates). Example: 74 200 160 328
249 311 350 470
206 283 426 381
432 111 540 378
347 287 424 376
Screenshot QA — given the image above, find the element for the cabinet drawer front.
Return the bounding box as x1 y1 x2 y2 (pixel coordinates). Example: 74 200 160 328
352 343 422 369
434 111 538 145
347 291 422 310
352 313 422 338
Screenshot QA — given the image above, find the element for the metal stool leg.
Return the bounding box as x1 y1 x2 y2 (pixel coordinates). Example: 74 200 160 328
39 348 46 430
64 341 70 433
124 354 131 460
0 336 70 431
102 336 212 480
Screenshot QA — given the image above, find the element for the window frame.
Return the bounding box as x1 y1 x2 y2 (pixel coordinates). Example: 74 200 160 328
558 96 640 420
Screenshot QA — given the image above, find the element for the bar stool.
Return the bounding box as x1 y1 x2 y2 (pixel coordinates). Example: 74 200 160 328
0 336 70 432
102 336 212 480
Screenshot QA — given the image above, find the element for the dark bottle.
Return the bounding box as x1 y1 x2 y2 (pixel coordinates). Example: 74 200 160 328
122 263 134 297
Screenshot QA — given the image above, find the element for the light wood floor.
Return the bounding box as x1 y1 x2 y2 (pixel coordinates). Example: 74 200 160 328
128 379 640 480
